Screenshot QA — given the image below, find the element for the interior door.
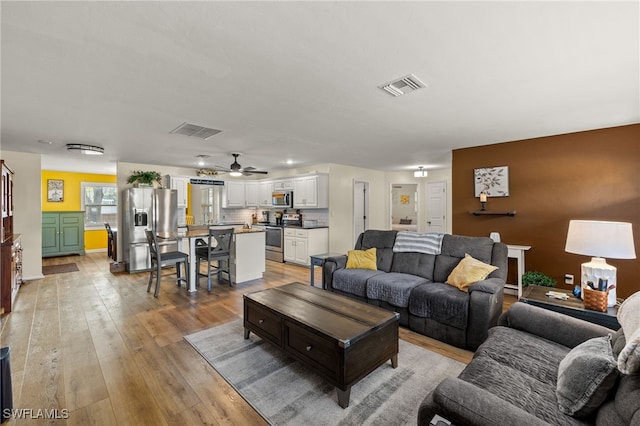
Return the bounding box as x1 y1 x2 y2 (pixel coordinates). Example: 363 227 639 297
426 181 447 233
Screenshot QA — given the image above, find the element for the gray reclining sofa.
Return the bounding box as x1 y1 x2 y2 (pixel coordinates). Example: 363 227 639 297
322 230 508 350
419 300 640 425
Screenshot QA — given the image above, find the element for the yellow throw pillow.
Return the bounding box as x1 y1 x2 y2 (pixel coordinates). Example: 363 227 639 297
446 253 498 292
346 248 377 270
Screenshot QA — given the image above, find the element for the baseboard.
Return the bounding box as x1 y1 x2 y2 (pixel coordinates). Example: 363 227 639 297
22 274 45 281
85 248 108 254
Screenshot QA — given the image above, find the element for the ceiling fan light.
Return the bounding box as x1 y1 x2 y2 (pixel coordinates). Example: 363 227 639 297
66 143 104 156
229 171 242 177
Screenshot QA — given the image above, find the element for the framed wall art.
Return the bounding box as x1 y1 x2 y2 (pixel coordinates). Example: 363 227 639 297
474 166 509 197
47 179 64 202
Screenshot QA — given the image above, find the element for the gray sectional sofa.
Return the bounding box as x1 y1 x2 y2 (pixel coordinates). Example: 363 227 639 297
418 300 640 425
322 230 508 350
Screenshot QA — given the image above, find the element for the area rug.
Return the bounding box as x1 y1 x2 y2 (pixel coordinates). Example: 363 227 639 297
42 262 79 275
185 319 465 425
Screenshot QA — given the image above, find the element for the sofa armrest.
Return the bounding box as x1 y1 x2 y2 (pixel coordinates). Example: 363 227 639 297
498 302 613 348
468 277 504 294
419 378 550 426
322 255 347 291
465 278 505 350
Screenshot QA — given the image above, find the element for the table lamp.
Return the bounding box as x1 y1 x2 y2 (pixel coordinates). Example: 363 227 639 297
565 220 636 307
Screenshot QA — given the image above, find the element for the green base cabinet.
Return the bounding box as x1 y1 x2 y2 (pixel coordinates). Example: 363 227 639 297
42 211 85 257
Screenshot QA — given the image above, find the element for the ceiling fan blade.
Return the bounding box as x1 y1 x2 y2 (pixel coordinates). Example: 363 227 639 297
242 166 256 171
245 170 269 175
211 165 231 172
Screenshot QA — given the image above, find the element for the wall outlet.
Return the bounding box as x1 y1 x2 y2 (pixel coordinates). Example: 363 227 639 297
564 274 574 285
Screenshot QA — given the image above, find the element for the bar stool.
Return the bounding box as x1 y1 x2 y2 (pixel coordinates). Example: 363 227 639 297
145 230 189 297
195 228 233 291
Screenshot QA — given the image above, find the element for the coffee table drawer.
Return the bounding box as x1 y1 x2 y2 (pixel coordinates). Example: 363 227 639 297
246 302 282 345
285 321 340 379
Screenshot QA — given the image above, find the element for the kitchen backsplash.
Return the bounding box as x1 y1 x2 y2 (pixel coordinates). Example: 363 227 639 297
222 208 329 226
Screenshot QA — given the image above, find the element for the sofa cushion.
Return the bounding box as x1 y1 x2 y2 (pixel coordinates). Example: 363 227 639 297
556 335 618 417
433 235 495 283
616 291 640 374
408 282 469 329
359 230 396 272
475 326 570 386
365 272 428 308
441 234 494 263
332 268 384 297
390 252 436 279
346 248 377 270
459 355 585 425
446 253 498 291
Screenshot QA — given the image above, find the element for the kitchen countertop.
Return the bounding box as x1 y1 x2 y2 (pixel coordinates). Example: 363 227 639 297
252 224 329 229
234 227 265 234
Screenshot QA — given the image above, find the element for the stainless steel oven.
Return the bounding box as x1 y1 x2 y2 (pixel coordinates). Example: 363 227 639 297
265 226 284 262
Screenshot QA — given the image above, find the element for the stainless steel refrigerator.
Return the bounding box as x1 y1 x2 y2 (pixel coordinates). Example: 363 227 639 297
122 188 178 273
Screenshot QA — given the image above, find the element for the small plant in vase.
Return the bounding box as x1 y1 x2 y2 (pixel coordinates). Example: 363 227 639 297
522 271 556 288
127 170 163 187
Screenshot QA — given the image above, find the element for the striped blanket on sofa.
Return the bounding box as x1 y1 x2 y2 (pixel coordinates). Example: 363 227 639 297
392 231 444 255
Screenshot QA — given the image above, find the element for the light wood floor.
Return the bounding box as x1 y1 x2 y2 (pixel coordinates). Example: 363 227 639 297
0 253 516 425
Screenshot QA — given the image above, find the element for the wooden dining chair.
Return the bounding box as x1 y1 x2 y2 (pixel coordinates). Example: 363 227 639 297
104 222 116 260
195 228 233 291
145 230 189 297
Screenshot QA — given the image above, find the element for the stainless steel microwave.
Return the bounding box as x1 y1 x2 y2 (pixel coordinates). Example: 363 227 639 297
272 191 293 208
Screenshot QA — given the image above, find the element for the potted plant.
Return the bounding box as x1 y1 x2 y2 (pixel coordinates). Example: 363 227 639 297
522 271 556 288
127 170 163 187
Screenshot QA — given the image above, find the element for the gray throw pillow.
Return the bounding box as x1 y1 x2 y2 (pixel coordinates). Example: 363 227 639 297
556 335 618 417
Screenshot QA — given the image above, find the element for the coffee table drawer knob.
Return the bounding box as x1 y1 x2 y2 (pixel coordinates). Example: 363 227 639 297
306 345 312 352
259 319 264 324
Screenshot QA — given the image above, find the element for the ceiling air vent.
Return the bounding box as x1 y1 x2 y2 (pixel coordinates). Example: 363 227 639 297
170 122 222 140
378 74 427 97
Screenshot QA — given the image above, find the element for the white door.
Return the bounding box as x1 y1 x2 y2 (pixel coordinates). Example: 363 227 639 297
426 181 447 233
353 180 369 245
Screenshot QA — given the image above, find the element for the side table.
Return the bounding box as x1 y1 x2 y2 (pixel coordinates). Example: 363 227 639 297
520 285 620 330
309 252 343 288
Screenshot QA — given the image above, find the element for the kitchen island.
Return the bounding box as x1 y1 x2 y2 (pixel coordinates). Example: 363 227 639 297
229 227 266 284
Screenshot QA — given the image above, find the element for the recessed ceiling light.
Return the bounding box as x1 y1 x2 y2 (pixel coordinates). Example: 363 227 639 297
286 159 294 165
66 143 104 156
196 154 210 166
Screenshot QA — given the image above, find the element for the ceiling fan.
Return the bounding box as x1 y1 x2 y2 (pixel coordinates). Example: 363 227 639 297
215 153 268 176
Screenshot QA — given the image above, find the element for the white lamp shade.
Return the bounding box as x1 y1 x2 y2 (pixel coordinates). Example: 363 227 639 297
565 220 636 259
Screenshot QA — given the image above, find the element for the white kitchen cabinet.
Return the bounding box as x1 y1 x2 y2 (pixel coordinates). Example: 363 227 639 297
245 181 259 207
272 179 293 191
259 180 273 207
283 227 328 266
223 181 245 208
293 174 328 208
166 175 189 208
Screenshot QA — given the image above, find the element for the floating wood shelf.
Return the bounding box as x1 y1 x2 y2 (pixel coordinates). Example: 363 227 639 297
471 211 517 216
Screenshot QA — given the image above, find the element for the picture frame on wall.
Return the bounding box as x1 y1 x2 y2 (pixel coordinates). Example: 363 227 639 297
474 166 509 197
47 179 64 202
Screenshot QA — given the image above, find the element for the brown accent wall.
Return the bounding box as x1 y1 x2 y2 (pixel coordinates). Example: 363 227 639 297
452 124 640 298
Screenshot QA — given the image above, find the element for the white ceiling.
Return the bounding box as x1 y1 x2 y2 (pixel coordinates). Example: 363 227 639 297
2 1 638 175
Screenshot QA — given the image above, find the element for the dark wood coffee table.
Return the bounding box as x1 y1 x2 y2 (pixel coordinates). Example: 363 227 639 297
243 282 399 408
520 285 620 330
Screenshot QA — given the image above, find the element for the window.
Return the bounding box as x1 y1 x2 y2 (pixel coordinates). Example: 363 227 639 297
81 182 117 229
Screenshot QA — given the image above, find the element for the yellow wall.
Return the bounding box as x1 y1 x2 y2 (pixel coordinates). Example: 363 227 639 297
41 170 117 251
